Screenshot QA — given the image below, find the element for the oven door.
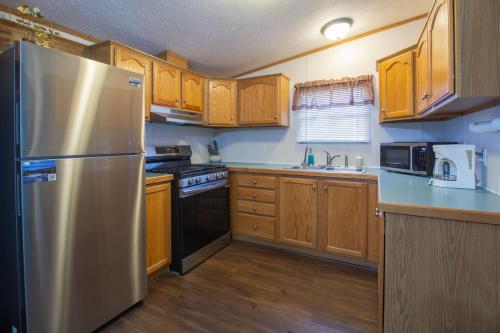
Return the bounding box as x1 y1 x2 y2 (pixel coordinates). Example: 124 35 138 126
178 179 229 259
380 145 412 172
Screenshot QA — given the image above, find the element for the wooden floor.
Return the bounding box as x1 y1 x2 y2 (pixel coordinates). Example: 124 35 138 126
99 242 378 333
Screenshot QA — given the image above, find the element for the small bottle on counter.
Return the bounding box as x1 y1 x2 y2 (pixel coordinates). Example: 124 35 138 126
307 148 315 166
355 154 364 170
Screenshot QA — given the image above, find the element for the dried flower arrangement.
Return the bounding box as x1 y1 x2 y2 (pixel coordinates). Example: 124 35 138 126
16 5 59 48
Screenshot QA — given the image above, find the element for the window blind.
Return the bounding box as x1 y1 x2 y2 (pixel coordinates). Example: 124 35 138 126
292 75 373 143
296 104 370 143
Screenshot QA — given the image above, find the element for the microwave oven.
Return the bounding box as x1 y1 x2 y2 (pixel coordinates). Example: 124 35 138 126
380 142 456 175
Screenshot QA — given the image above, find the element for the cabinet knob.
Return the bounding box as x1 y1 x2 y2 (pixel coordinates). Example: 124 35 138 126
252 225 257 231
274 115 278 119
183 99 187 103
253 180 257 185
381 109 386 113
375 208 382 217
252 207 257 213
323 186 328 191
176 99 180 102
252 193 257 200
312 185 316 191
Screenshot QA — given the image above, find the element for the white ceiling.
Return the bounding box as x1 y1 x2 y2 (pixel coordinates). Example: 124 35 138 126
2 0 431 76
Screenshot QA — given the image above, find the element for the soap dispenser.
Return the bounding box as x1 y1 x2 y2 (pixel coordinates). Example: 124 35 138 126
355 154 363 170
307 148 315 166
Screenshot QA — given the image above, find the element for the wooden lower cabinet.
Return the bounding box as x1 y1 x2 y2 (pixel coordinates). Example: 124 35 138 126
278 178 318 249
238 213 276 240
231 172 379 266
318 180 368 258
382 212 500 332
145 181 172 275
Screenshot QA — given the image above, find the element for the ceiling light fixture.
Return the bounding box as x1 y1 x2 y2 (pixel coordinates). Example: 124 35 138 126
321 18 353 41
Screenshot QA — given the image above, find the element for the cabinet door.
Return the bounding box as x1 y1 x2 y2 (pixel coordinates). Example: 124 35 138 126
114 47 152 120
278 178 318 249
152 61 182 108
367 183 380 263
207 79 237 126
319 180 368 258
146 182 171 275
379 51 415 120
181 71 205 113
428 0 454 105
239 76 279 125
415 28 430 115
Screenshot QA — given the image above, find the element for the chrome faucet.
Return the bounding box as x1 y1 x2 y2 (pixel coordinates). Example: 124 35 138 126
324 151 341 166
302 146 309 166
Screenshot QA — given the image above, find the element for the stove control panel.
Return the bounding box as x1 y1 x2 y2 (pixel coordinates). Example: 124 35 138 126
179 170 229 188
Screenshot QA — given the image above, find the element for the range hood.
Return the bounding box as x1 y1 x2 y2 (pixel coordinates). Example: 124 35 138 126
150 104 205 126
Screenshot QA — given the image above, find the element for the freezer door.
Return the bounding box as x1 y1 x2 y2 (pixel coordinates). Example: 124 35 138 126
21 155 146 333
19 42 144 158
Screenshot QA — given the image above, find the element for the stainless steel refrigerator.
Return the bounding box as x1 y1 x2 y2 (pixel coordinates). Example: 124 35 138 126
0 41 146 333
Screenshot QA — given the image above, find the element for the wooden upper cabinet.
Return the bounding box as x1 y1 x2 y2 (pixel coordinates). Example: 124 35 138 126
379 50 415 121
415 28 430 115
152 61 181 108
114 46 153 121
86 41 153 121
278 177 318 249
207 79 237 126
428 0 454 106
319 180 368 258
181 71 205 113
238 74 290 126
145 181 172 276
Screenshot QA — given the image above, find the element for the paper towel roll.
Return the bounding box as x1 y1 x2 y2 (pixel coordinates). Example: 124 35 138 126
468 118 500 133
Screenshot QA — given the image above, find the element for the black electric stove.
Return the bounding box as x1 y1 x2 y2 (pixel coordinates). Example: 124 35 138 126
145 145 230 274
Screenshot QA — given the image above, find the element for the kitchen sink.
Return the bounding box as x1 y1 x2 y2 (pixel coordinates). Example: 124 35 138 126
322 166 367 173
285 165 325 170
284 165 366 173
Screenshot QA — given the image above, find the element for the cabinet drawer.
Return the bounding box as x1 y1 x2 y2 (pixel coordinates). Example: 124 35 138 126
238 200 276 217
238 213 275 240
237 174 276 189
237 187 275 203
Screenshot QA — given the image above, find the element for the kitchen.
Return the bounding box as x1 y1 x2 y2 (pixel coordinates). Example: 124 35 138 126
0 0 499 332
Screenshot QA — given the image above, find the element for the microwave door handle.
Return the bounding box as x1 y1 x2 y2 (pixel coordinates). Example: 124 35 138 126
179 179 228 198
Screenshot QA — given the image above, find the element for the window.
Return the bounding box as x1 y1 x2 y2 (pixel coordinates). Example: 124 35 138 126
292 75 374 143
296 104 370 143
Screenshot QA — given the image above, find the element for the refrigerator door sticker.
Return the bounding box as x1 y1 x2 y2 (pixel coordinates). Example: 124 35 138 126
22 160 57 184
129 77 142 88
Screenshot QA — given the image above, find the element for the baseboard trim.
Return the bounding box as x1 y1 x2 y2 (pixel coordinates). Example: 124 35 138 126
233 235 378 271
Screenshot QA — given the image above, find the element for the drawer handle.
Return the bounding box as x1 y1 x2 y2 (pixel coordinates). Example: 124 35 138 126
252 207 257 213
253 180 257 185
252 225 257 231
252 193 257 200
421 92 430 100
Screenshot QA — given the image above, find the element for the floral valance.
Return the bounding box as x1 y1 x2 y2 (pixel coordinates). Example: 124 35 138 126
292 75 374 111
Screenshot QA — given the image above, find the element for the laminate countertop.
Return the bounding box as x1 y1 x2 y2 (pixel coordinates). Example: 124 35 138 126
145 172 174 185
224 162 500 224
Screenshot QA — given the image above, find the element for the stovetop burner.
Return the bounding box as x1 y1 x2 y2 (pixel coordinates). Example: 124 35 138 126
147 163 226 178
